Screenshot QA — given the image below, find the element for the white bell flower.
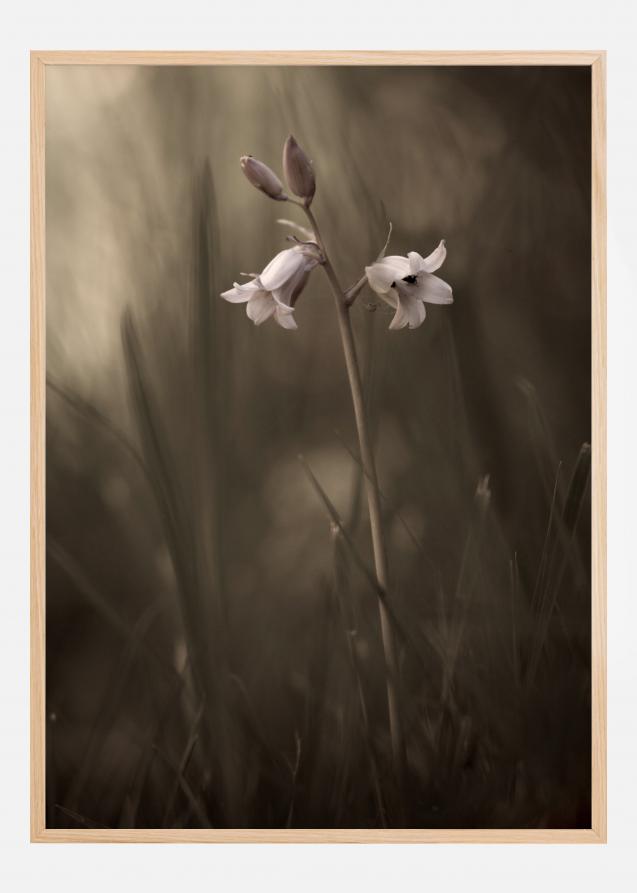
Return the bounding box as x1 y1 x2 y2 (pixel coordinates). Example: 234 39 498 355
221 245 320 330
365 241 453 330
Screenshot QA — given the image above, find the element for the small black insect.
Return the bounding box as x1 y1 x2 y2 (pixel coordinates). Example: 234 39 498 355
402 274 418 284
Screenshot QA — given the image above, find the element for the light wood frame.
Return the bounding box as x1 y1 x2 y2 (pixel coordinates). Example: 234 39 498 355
30 50 607 844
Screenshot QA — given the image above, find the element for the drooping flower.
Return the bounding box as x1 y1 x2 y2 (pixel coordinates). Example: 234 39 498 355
283 135 316 205
364 241 453 330
221 245 320 329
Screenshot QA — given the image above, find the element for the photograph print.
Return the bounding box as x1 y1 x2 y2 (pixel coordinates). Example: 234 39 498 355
42 60 596 832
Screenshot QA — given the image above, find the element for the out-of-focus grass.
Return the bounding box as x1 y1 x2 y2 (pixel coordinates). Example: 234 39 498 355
45 65 591 828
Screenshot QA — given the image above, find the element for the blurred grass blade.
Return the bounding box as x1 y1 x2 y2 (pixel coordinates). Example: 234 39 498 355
331 528 387 826
526 442 591 686
162 701 204 827
48 538 178 684
121 307 234 819
47 376 147 476
55 805 108 829
152 743 213 828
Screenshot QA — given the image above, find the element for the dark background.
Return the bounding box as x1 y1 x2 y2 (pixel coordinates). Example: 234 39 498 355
45 65 591 829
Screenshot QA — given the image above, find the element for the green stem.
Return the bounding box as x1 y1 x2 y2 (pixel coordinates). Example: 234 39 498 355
302 205 406 793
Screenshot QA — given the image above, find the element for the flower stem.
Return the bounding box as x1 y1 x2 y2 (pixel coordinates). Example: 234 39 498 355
344 274 368 306
302 205 406 796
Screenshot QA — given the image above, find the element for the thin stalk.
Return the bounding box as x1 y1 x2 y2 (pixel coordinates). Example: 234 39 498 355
302 204 406 793
345 273 368 306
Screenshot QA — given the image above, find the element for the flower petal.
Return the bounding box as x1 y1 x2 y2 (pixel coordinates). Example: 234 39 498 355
378 288 398 309
365 264 391 294
419 240 447 273
221 281 260 304
365 256 409 294
273 265 312 308
246 292 276 325
274 307 298 330
389 292 427 330
258 248 305 292
408 252 424 275
417 272 453 305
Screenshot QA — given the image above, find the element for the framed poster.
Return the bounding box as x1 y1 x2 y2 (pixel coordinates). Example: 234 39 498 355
31 51 606 842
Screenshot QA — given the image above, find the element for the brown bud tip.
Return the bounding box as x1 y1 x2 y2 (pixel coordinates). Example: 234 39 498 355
282 135 316 204
240 155 287 201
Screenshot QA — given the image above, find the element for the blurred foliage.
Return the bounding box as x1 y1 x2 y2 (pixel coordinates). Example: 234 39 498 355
45 65 591 828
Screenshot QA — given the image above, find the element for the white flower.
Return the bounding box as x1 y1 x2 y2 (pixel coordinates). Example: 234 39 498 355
221 245 320 330
365 241 453 330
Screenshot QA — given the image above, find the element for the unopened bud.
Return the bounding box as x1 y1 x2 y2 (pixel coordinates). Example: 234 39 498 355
240 156 287 201
283 135 316 204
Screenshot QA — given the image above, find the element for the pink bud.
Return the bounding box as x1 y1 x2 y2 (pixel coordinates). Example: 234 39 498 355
282 135 316 204
240 156 287 201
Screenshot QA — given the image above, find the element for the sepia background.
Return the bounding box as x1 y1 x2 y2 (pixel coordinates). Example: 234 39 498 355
45 65 591 829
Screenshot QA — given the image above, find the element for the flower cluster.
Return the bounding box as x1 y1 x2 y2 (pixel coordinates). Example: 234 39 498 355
222 136 319 330
221 135 453 330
